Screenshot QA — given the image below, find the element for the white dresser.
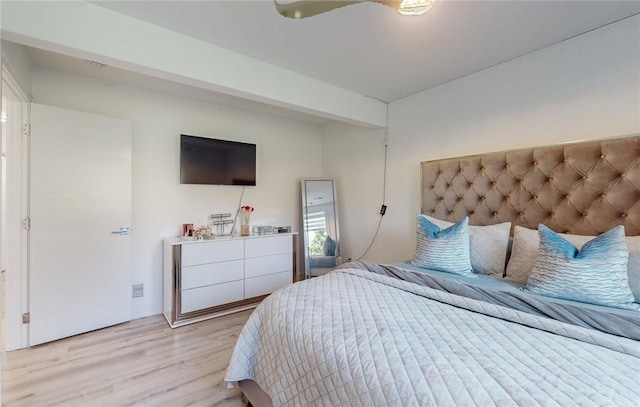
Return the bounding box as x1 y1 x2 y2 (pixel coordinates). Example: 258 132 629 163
163 233 297 328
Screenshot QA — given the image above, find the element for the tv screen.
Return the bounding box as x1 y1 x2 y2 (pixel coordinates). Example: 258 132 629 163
180 135 256 186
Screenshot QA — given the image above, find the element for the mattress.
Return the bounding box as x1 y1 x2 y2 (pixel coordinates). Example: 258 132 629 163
225 268 640 406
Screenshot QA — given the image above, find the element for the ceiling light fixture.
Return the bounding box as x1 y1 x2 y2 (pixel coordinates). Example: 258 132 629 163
274 1 437 19
397 0 436 16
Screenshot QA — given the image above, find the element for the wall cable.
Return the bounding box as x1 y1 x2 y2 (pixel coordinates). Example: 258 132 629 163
354 131 388 262
230 186 246 235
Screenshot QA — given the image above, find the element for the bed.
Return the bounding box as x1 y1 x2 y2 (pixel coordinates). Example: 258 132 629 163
225 135 640 406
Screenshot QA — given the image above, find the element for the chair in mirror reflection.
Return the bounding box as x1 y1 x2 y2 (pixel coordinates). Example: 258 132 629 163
301 179 341 278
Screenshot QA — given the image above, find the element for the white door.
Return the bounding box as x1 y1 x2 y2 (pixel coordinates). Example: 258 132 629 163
29 103 132 346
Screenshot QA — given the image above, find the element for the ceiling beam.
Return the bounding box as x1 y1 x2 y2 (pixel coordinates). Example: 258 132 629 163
0 1 387 128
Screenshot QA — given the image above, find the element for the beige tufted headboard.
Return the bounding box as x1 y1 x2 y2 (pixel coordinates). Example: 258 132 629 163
421 135 640 236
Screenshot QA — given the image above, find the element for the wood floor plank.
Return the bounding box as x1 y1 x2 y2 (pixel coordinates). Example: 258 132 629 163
2 311 252 406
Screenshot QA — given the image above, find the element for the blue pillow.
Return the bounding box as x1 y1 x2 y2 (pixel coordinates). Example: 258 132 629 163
524 224 638 310
411 215 473 276
323 236 336 257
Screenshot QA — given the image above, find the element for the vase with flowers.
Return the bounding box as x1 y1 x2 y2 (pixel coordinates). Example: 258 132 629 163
240 205 254 236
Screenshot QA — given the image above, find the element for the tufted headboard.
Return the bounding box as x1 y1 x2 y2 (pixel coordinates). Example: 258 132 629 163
421 135 640 236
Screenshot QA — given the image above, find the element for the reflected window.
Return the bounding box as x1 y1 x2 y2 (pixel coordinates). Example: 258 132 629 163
304 211 327 255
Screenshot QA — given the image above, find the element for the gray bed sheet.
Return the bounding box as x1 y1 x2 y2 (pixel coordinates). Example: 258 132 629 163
339 260 640 340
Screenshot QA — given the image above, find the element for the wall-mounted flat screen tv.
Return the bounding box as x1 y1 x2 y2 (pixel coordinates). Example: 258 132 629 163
180 134 256 186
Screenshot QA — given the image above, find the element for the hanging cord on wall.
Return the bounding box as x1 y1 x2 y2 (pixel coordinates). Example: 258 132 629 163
354 132 389 262
230 186 246 235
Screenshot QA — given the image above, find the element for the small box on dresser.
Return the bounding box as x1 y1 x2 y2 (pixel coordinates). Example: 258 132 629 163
163 233 297 328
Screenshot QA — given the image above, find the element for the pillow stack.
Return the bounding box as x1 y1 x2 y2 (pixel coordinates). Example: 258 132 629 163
411 214 511 277
410 213 639 309
422 215 510 276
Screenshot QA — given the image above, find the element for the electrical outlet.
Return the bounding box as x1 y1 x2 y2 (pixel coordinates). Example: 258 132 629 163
132 283 144 298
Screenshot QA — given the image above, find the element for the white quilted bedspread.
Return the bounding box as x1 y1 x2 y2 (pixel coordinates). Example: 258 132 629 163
225 269 640 406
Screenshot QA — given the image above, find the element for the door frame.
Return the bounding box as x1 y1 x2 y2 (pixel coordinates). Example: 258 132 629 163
2 65 31 351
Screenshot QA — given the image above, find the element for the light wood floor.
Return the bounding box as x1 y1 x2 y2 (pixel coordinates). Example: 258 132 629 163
2 310 253 406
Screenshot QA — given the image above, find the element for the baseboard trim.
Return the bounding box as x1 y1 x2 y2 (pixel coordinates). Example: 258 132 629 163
132 297 162 320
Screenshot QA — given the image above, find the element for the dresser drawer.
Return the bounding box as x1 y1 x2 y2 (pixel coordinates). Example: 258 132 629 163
245 253 292 279
245 270 292 298
181 240 244 266
181 259 244 290
245 235 291 258
181 280 244 313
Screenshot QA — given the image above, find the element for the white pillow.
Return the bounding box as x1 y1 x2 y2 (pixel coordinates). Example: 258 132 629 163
423 215 510 276
506 225 640 302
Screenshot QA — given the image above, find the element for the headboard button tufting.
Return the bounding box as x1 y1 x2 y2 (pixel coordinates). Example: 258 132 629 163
420 136 639 236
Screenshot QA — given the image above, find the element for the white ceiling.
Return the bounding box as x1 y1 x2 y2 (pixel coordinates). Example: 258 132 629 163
92 0 640 103
7 1 640 127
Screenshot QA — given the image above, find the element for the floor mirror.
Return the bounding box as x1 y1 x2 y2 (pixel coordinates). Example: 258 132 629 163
301 179 341 278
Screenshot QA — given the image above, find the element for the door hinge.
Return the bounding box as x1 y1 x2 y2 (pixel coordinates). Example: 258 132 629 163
22 312 30 324
22 218 31 230
23 123 31 137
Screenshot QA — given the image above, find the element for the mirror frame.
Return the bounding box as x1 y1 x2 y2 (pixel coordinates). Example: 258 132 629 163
300 178 341 279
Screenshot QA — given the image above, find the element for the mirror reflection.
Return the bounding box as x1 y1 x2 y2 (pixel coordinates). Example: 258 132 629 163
301 179 341 278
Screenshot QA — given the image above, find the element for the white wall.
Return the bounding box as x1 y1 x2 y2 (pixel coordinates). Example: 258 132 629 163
1 41 32 97
324 14 640 264
31 67 324 318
